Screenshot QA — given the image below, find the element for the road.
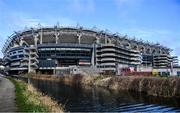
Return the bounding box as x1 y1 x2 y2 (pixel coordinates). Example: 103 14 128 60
0 75 16 112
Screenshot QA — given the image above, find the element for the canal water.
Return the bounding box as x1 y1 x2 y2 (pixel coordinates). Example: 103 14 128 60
29 79 180 112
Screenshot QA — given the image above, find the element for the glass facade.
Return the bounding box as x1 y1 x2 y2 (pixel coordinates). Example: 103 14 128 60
38 46 92 67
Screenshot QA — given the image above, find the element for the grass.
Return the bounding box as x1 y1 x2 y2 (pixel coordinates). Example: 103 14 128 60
17 74 180 97
94 75 105 81
9 77 64 112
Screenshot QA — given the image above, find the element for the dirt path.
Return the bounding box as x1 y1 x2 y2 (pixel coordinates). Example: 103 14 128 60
0 76 16 112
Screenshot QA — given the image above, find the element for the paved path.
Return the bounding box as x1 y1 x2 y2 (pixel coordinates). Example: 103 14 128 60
0 75 16 112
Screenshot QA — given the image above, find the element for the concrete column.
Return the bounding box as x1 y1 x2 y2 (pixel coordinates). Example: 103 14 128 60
28 51 31 73
40 28 43 44
55 33 59 44
53 59 58 75
32 29 38 46
54 26 60 44
91 44 95 66
77 34 81 44
105 35 108 44
34 34 38 47
20 38 23 46
96 36 99 44
108 38 112 44
53 69 56 75
13 41 18 47
91 43 96 66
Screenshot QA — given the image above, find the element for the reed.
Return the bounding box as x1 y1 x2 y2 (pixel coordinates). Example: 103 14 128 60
9 77 64 112
21 74 180 98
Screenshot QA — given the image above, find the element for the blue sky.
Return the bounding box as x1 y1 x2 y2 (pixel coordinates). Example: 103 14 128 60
0 0 180 59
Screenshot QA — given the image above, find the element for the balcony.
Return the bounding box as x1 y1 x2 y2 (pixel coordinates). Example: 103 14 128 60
23 57 29 61
101 58 116 61
11 62 20 66
31 62 38 68
38 43 93 48
30 52 38 57
100 48 116 52
20 62 28 66
30 57 39 63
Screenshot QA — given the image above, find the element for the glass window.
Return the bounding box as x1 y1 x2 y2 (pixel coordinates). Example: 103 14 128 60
18 50 23 53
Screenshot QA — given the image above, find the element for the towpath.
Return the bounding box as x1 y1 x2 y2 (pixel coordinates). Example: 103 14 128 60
0 75 16 112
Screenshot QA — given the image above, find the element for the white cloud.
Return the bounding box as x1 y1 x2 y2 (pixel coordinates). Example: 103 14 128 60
59 17 77 26
114 0 144 19
11 15 43 28
2 11 77 30
42 16 77 27
68 0 95 13
119 28 178 45
0 1 78 57
115 0 143 6
116 0 137 6
115 0 144 8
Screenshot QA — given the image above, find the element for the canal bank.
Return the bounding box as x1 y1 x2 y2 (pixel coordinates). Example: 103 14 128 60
29 76 180 112
8 78 64 112
29 74 180 98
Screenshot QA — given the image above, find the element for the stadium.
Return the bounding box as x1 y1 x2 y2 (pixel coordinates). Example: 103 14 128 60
2 25 179 76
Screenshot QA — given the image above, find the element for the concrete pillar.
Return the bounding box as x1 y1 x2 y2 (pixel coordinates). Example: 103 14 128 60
77 34 81 44
13 41 18 47
105 35 108 44
40 28 43 44
96 36 99 44
32 29 38 46
91 44 95 66
28 52 31 73
108 38 112 44
55 33 59 44
159 49 162 54
20 38 24 46
53 69 56 75
54 59 58 75
54 26 60 44
34 34 38 47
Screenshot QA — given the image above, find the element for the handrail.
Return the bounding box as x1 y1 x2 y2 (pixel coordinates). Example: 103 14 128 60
37 43 93 48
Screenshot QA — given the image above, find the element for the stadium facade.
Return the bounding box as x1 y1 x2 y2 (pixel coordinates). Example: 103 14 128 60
2 25 179 75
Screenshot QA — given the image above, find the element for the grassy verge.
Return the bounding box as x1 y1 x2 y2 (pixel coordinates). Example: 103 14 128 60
9 77 64 112
28 75 180 98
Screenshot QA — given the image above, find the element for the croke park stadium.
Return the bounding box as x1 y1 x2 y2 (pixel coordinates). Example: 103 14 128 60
2 25 180 76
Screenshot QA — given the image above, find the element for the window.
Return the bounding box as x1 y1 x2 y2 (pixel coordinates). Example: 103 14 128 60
19 55 24 58
18 50 23 53
11 56 17 59
177 72 180 76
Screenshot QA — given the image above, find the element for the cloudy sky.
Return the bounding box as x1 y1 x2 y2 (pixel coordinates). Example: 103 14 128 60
0 0 180 59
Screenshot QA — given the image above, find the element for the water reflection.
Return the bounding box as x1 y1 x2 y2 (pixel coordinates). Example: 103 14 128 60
29 79 180 112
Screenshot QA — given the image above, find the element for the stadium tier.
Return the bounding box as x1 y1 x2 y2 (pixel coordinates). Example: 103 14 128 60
2 26 179 75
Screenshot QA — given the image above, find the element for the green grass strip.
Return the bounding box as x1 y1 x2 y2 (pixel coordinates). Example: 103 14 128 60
8 77 48 112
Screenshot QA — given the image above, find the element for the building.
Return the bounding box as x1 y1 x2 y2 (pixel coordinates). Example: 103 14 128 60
2 25 179 75
0 58 4 66
0 58 5 74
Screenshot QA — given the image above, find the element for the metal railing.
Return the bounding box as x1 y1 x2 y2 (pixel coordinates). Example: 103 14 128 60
38 43 93 48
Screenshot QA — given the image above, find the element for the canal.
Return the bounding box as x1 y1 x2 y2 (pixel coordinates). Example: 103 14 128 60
29 79 180 112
